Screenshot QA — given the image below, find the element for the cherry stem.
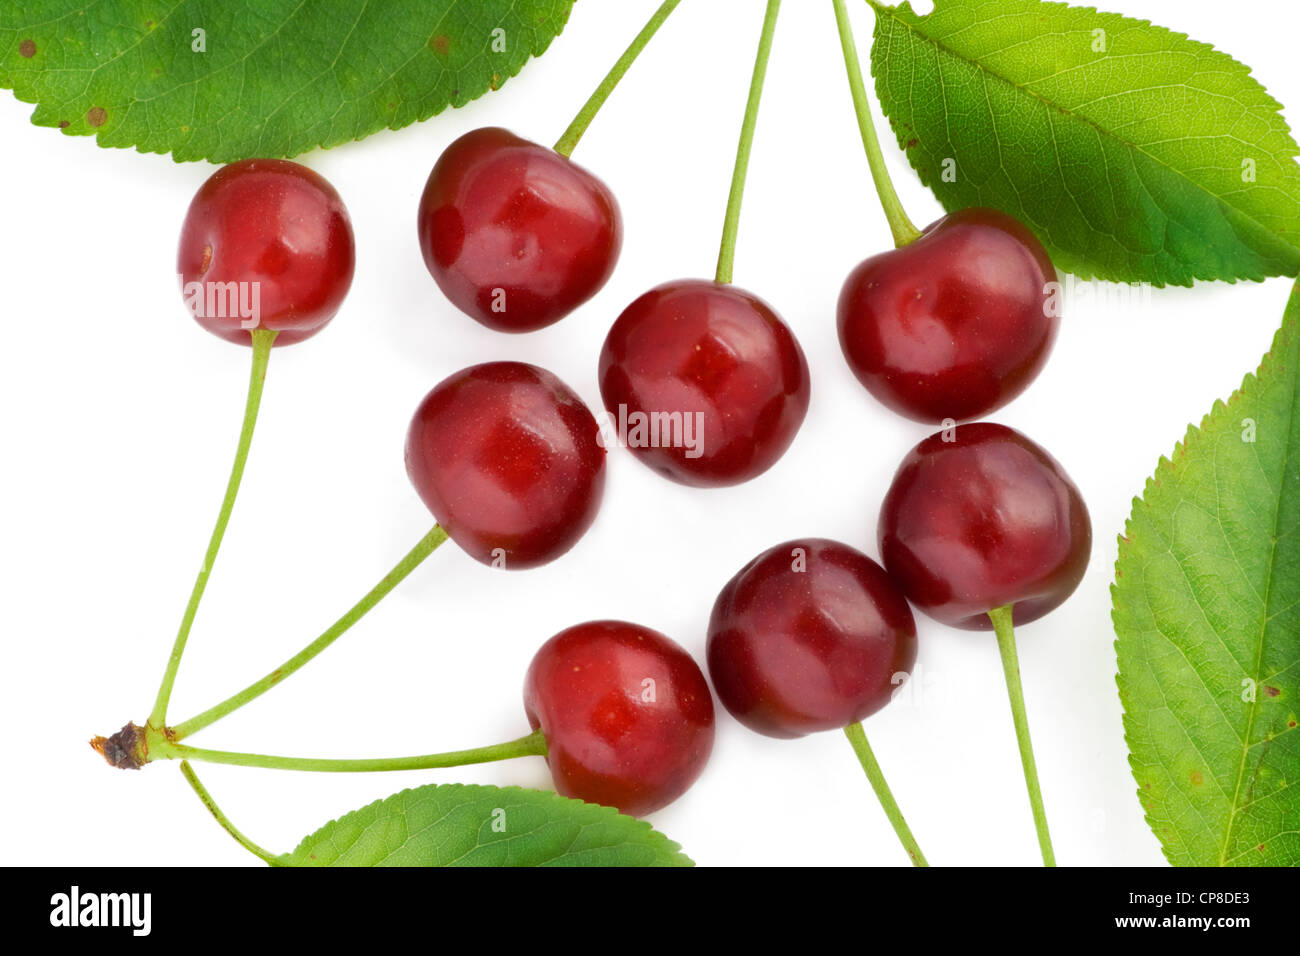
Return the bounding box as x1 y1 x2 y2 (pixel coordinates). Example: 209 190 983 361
179 760 282 866
843 721 929 866
715 0 782 285
831 0 922 247
988 604 1056 866
553 0 683 157
156 728 548 774
148 329 278 729
170 524 450 740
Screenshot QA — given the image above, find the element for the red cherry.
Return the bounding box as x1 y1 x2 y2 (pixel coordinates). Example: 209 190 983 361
878 422 1091 629
524 620 715 815
404 362 606 569
707 539 917 739
597 280 811 487
838 207 1058 422
178 159 355 346
418 127 622 333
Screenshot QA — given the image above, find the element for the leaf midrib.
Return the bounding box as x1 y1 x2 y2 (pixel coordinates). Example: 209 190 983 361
867 0 1293 258
1218 322 1299 864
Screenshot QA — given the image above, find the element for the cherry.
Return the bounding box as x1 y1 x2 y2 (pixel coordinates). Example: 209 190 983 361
837 207 1058 423
524 620 715 815
597 280 811 486
707 538 917 739
878 422 1091 629
418 127 622 333
404 361 606 569
178 159 355 346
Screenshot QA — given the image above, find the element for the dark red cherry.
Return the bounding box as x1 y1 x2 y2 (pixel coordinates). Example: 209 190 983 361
878 422 1091 630
707 539 917 739
597 280 810 487
404 362 606 569
418 127 622 332
838 207 1058 422
178 158 355 346
524 620 715 815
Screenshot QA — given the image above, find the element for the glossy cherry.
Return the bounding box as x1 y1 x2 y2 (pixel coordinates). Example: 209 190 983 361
707 539 917 739
878 422 1091 630
598 280 811 486
524 620 715 815
418 127 622 333
405 362 606 569
838 207 1058 423
178 159 355 346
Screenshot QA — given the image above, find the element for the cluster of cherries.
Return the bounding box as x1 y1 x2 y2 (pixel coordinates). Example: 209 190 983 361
176 119 1090 838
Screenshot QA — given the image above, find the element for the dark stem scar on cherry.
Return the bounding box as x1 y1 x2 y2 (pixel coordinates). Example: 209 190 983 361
19 39 36 58
87 107 108 127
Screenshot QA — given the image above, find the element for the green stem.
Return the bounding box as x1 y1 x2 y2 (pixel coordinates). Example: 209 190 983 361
553 0 683 157
989 604 1056 866
179 760 282 865
171 524 450 740
715 0 782 284
831 0 922 246
159 729 548 774
844 722 929 866
148 328 278 728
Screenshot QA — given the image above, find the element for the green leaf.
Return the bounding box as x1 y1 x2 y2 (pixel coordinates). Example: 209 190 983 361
0 0 574 163
868 0 1300 285
280 783 694 867
1113 278 1300 866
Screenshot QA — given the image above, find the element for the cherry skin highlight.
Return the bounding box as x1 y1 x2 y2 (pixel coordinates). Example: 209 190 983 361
707 538 917 739
404 362 606 569
878 422 1091 630
598 280 811 487
523 620 715 815
418 127 623 333
178 158 355 346
837 207 1058 423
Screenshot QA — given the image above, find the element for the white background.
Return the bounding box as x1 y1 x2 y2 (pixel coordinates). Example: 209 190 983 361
2 0 1295 867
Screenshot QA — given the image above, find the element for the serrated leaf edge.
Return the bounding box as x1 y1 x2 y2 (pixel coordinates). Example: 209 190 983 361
281 782 694 868
1112 280 1300 864
869 0 1300 286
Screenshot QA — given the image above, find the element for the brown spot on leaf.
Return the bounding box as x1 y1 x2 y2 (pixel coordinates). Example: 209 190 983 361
1258 843 1265 852
490 72 501 90
905 137 919 148
1288 720 1297 728
86 106 107 127
1264 685 1280 697
429 34 450 56
58 120 69 128
1190 770 1203 785
19 39 36 58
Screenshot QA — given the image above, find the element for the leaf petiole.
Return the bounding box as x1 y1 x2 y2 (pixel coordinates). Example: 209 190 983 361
170 524 450 740
844 721 929 866
553 0 683 157
715 0 782 285
157 728 548 774
148 328 278 729
179 760 283 866
988 604 1056 866
831 0 922 246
